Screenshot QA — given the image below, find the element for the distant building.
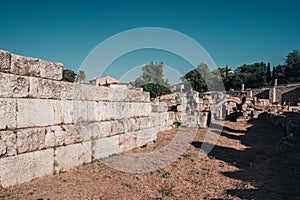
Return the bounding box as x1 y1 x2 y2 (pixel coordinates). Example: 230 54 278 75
89 76 132 89
172 83 185 92
89 76 120 86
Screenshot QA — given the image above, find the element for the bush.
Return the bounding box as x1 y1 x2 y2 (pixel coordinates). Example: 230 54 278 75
142 83 171 98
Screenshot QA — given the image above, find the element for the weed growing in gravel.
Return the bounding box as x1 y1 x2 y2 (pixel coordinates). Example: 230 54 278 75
158 182 175 198
172 161 179 168
182 154 192 159
157 169 171 178
121 182 132 189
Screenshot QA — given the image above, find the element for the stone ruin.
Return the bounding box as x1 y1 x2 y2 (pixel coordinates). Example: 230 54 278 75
0 50 211 187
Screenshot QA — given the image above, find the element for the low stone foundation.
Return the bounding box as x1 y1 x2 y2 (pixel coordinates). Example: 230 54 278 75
259 112 300 142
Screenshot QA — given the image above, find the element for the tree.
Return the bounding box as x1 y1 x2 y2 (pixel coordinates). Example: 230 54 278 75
285 49 300 82
266 62 271 84
142 83 171 98
225 65 229 78
62 69 77 82
274 64 287 84
135 62 169 87
235 62 267 88
76 70 86 82
182 63 210 92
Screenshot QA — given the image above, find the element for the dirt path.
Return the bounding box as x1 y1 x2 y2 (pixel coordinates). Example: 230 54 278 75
1 119 300 200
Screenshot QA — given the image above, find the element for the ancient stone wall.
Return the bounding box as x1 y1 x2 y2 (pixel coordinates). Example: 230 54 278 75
259 112 300 141
0 50 171 187
248 84 300 104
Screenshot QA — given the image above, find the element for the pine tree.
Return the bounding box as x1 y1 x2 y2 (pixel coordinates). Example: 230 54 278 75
266 62 271 85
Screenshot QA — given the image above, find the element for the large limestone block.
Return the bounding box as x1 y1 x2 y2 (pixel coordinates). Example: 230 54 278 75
54 142 92 172
149 113 161 128
0 98 17 129
45 125 82 148
87 101 97 122
17 99 56 128
60 81 75 100
39 60 63 81
29 77 61 99
76 123 98 142
139 102 152 116
59 100 73 124
97 101 113 121
126 90 150 102
0 72 29 97
110 88 131 102
129 117 152 131
93 135 121 159
72 100 88 123
0 50 11 72
77 121 112 140
11 54 41 77
135 117 152 130
111 120 124 135
0 149 54 187
10 53 63 80
76 84 96 101
16 128 45 154
0 131 16 157
135 128 157 147
94 86 111 101
119 133 137 151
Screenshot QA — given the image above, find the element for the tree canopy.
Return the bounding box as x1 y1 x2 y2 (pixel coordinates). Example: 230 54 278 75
135 62 170 97
135 62 169 87
62 69 77 82
182 63 224 93
142 83 171 98
76 70 86 82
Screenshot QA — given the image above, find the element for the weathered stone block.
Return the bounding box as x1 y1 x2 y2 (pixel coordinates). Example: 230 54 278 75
72 100 88 123
11 54 41 77
98 121 113 137
76 84 96 101
97 101 113 121
0 98 17 130
54 142 91 172
76 121 113 140
0 50 11 72
135 128 157 147
10 53 63 80
110 88 130 102
61 125 82 145
94 86 111 101
29 77 61 99
60 81 75 100
0 149 54 187
140 117 152 129
93 135 121 159
16 128 45 154
76 122 101 141
0 72 29 97
0 131 16 157
39 60 63 80
59 100 73 124
119 133 137 151
111 120 124 135
17 99 55 128
45 125 82 148
87 101 97 122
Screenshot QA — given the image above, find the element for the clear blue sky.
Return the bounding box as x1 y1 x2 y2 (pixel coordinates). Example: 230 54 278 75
1 0 300 83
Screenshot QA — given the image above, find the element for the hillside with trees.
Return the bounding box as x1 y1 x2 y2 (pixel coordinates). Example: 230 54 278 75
183 50 300 92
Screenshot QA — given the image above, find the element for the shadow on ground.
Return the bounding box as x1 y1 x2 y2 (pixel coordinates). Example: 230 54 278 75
193 119 300 200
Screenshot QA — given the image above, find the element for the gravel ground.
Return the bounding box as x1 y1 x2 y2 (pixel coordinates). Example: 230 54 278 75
1 119 300 200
